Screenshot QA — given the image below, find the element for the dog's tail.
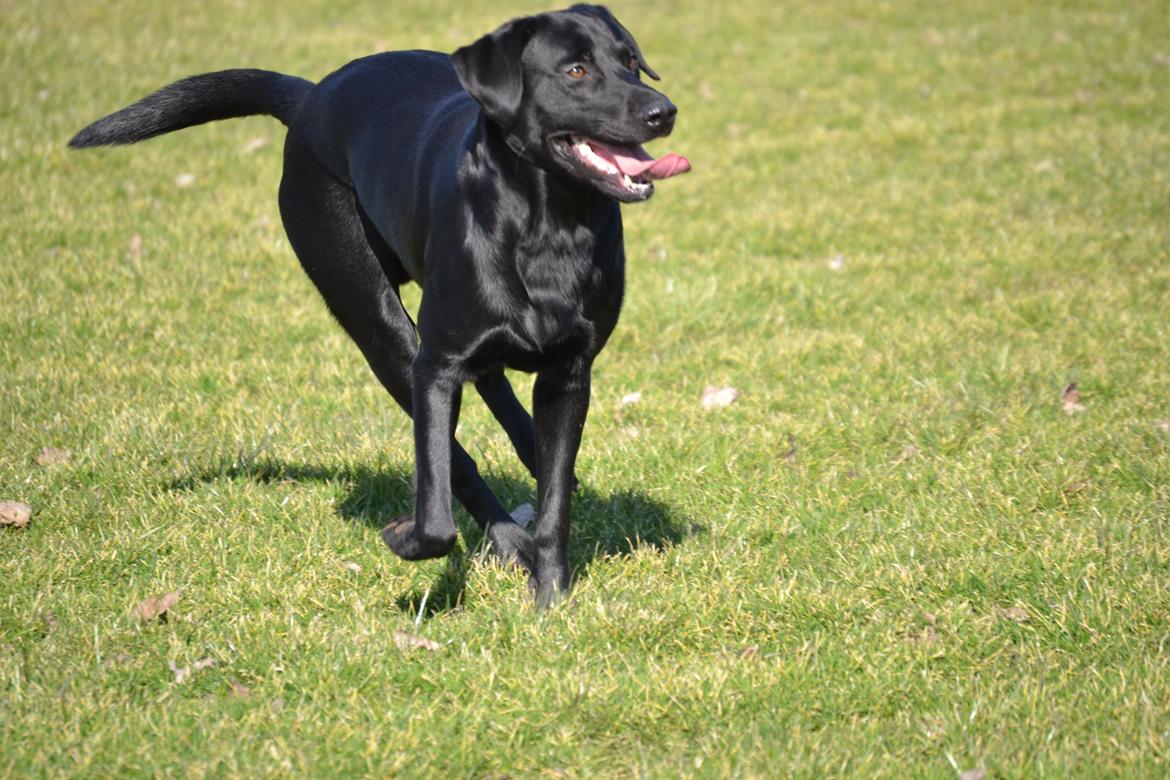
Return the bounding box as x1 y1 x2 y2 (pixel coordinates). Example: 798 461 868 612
69 69 313 148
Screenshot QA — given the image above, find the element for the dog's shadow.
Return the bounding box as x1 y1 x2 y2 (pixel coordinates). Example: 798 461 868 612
166 456 695 618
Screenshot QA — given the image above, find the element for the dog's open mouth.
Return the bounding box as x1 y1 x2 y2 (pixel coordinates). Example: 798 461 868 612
552 135 691 201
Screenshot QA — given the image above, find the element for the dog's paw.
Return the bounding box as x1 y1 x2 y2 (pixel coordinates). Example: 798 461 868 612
528 568 572 610
381 516 457 560
485 520 535 574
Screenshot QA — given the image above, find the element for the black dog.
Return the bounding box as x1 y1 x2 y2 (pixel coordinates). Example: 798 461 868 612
70 5 689 606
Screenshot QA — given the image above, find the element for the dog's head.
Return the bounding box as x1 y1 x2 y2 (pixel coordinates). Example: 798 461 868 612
452 4 689 203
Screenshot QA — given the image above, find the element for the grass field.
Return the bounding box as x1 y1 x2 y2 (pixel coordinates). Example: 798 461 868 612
3 0 1169 776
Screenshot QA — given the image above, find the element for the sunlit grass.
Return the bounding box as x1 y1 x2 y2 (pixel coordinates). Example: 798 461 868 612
2 0 1169 776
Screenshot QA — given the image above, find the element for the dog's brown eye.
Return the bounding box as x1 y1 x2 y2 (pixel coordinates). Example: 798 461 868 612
566 64 587 79
628 56 638 72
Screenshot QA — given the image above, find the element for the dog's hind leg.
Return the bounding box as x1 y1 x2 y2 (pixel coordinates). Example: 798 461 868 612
277 133 533 569
475 371 537 479
475 371 579 492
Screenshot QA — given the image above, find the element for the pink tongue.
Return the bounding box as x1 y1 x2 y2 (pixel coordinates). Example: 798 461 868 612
591 141 691 180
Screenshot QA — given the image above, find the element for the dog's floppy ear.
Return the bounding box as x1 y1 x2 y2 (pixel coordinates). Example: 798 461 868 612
569 4 660 81
451 17 536 129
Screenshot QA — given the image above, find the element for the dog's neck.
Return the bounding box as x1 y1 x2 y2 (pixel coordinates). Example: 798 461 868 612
476 118 608 219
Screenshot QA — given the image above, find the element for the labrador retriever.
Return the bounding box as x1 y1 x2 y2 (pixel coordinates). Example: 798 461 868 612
70 4 689 607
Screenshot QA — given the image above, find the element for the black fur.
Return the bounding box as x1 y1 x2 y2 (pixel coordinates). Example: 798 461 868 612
70 5 681 607
69 69 312 147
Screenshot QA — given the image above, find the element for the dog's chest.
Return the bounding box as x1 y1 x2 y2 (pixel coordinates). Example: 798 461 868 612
508 228 599 349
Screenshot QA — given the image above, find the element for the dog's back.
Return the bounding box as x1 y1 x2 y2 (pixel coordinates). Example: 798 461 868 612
294 51 480 273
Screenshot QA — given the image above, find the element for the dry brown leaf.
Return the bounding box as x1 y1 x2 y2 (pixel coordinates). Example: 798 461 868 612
619 391 643 407
701 385 740 410
1062 479 1090 495
168 660 189 684
128 233 143 262
781 432 797 463
960 768 986 780
243 137 268 153
229 679 252 698
393 630 441 652
1061 382 1085 414
168 656 215 684
36 446 73 466
133 591 180 622
905 611 940 644
894 444 919 464
102 653 133 669
40 610 60 632
738 645 759 659
1157 419 1170 435
342 560 362 573
0 501 32 528
174 172 196 188
998 606 1029 623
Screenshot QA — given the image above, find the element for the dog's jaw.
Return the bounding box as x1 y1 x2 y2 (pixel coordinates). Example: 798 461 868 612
547 132 691 203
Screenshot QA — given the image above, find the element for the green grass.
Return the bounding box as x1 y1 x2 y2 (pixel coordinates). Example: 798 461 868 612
3 0 1169 776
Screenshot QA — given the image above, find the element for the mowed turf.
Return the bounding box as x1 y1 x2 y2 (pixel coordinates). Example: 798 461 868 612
2 0 1169 776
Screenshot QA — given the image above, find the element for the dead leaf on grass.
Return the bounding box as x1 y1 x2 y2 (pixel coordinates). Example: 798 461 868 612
960 768 987 780
0 501 32 528
1061 382 1085 414
738 645 759 659
35 446 72 466
40 610 59 632
392 630 441 652
1062 479 1090 495
128 233 143 261
102 653 133 669
1157 420 1170 435
701 385 739 410
133 591 180 622
998 606 1029 623
781 432 797 463
620 391 643 407
229 679 252 698
342 560 362 573
243 137 268 153
907 612 939 644
168 660 189 683
174 172 196 188
169 656 216 684
894 444 919 464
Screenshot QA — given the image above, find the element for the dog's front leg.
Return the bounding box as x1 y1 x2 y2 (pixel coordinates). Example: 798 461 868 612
381 351 461 560
531 356 592 608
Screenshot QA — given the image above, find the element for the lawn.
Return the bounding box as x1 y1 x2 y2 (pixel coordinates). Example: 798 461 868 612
2 0 1169 776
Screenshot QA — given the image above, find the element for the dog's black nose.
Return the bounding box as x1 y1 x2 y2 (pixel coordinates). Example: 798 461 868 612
640 99 677 133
